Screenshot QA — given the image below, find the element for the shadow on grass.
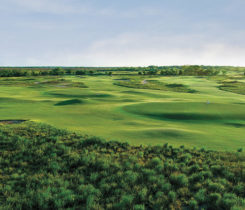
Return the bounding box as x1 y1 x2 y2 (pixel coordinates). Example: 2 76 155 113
143 113 245 121
0 120 27 124
224 122 245 128
54 99 84 106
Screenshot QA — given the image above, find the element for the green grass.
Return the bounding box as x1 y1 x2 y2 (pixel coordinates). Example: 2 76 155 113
114 77 197 93
123 102 245 121
0 75 244 151
219 80 245 95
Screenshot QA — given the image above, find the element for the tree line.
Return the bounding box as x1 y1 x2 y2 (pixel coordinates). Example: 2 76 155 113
0 67 97 77
0 65 245 77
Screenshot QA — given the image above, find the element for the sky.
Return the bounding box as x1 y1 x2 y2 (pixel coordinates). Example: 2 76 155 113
0 0 245 66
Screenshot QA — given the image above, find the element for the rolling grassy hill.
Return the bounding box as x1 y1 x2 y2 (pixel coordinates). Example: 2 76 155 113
0 75 244 151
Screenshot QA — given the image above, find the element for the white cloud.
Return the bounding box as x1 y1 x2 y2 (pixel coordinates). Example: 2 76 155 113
18 33 245 67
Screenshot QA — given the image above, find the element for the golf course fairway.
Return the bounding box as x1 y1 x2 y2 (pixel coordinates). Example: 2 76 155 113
0 75 244 151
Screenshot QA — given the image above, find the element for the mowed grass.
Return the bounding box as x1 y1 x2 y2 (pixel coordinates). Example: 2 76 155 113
0 75 244 151
123 102 245 121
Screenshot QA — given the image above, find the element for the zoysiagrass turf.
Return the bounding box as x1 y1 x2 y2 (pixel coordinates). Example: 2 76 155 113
0 75 244 151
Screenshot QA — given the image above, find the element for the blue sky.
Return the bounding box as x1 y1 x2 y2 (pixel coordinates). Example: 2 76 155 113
0 0 245 66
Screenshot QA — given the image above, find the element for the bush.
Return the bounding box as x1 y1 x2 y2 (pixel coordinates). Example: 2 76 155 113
133 204 145 210
208 193 221 206
208 182 225 193
168 191 176 202
118 195 134 209
170 173 188 188
234 184 245 197
189 164 200 174
189 173 204 184
194 189 206 204
237 148 243 153
189 199 198 210
221 193 237 209
211 165 225 176
148 157 162 168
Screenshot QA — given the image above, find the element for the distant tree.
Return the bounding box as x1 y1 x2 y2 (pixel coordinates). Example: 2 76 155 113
222 70 227 75
75 70 86 75
66 69 74 75
51 67 65 75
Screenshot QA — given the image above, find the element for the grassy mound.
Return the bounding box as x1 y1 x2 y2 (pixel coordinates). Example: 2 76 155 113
219 81 245 95
114 78 197 93
0 122 244 209
45 91 113 99
123 102 245 121
0 77 88 88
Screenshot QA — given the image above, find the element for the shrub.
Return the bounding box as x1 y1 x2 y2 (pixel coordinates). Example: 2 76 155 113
221 193 237 209
234 184 245 197
123 170 139 185
208 182 225 193
86 195 96 209
137 187 148 201
170 173 188 188
189 173 204 184
161 182 171 193
118 195 134 209
149 157 162 168
201 170 212 179
208 193 222 206
211 165 225 176
133 204 145 210
194 189 206 204
237 148 243 153
168 191 176 202
189 199 198 210
189 164 200 174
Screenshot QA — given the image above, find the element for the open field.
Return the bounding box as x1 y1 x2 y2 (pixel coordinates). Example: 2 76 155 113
0 75 245 151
